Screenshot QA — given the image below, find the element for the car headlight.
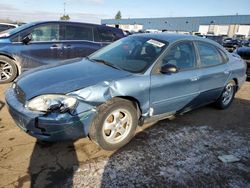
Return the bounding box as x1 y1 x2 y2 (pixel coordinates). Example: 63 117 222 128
26 94 77 113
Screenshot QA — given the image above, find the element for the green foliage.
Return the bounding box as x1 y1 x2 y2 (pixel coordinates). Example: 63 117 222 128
60 14 70 21
115 11 122 20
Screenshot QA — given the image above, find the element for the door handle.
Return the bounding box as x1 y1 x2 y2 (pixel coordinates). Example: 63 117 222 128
63 45 73 49
190 76 199 82
50 44 62 49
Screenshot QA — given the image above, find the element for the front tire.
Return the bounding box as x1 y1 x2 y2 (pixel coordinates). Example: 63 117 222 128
0 56 18 84
89 98 138 150
215 80 236 109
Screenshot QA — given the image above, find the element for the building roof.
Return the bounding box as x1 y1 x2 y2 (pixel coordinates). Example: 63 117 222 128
102 15 250 32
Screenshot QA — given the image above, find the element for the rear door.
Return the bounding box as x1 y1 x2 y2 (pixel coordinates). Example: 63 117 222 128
63 23 102 59
195 41 230 103
150 41 202 115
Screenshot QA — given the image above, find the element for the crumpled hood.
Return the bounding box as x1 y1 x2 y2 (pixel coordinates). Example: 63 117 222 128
16 58 131 100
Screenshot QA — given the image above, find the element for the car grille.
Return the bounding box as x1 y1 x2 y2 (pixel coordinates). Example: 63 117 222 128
15 85 26 104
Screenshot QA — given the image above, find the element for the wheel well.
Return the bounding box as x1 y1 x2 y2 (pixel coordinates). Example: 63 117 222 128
88 96 143 139
232 78 239 91
115 96 142 118
0 54 20 75
0 53 15 61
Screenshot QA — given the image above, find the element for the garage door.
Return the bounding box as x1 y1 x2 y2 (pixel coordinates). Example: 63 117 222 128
236 25 250 37
215 25 229 35
198 25 209 35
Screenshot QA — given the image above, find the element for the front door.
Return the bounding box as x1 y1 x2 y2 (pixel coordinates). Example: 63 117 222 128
16 23 64 70
150 41 201 115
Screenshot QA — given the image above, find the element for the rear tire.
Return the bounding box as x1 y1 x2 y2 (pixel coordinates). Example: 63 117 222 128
214 80 236 109
89 98 138 150
0 56 18 84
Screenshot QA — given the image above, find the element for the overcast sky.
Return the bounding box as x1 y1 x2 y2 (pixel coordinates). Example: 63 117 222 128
0 0 250 23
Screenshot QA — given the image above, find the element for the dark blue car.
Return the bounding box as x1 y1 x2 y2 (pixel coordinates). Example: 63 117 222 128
0 21 124 83
5 33 246 150
234 40 250 78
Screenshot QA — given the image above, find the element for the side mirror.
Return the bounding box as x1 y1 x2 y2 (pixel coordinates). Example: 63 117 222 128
22 34 32 45
160 64 179 74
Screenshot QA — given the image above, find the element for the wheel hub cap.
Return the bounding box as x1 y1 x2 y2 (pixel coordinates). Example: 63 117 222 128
0 61 12 81
222 83 234 105
102 109 132 144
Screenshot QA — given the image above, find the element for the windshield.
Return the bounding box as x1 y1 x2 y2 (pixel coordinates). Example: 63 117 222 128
0 22 36 38
89 36 168 73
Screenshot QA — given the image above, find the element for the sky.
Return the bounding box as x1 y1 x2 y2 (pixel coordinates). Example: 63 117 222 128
0 0 250 24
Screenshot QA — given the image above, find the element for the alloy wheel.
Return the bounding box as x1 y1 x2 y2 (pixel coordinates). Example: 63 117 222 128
0 61 13 81
222 82 235 106
102 109 132 144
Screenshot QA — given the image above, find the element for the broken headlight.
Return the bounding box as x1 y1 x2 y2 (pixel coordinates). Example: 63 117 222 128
26 94 77 113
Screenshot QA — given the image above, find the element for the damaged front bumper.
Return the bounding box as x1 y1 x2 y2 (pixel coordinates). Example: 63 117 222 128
5 88 96 141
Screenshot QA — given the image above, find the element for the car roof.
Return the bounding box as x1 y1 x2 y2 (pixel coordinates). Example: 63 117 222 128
135 33 203 42
26 21 118 29
133 33 224 49
1 21 123 39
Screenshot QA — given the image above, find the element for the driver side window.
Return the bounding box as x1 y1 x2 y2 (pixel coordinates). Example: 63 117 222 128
31 24 60 42
161 42 196 71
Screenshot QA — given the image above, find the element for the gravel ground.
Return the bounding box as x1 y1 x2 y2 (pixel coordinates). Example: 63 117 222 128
66 125 250 188
0 82 250 188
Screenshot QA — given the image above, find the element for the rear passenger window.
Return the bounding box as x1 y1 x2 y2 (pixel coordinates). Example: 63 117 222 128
98 28 116 42
197 42 225 67
65 25 93 41
93 27 101 42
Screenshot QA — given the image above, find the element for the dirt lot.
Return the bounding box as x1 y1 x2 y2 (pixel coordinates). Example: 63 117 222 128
0 82 249 188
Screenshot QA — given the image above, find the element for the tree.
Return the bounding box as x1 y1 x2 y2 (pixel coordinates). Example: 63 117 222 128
60 14 70 21
115 11 122 20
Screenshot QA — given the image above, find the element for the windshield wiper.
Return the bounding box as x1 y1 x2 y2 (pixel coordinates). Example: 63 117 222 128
90 58 122 71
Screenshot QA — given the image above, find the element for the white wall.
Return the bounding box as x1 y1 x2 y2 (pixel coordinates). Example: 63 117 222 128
214 25 229 35
198 25 209 35
236 25 250 37
107 24 143 32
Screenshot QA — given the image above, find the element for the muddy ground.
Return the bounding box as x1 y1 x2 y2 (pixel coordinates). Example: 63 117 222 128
0 82 249 188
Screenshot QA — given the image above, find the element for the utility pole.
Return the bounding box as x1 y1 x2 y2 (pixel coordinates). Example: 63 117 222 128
64 2 66 16
60 1 70 20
